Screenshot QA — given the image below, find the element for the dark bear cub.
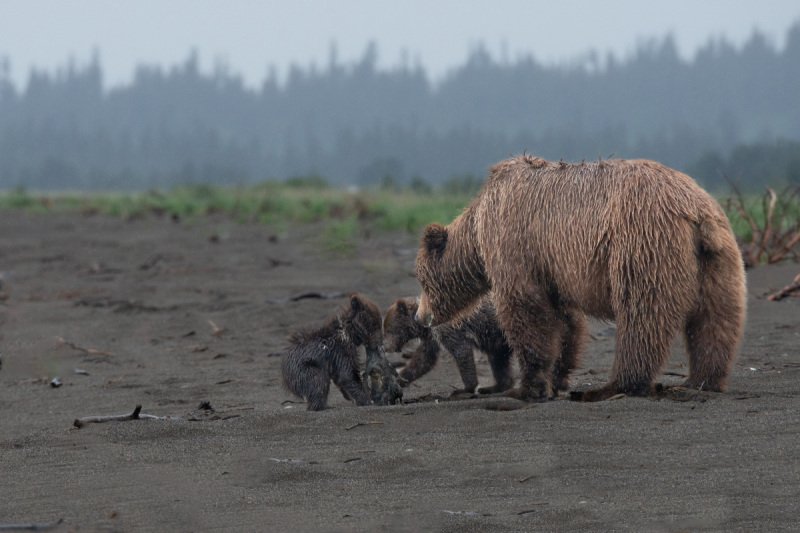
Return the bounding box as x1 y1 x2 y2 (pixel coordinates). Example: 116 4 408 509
383 297 514 395
282 294 386 410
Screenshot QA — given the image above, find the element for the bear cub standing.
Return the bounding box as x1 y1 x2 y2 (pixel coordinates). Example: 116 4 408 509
384 297 514 395
282 294 385 410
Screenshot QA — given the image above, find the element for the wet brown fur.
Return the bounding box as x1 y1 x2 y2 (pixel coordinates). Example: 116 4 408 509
415 155 746 401
383 297 514 395
281 294 382 410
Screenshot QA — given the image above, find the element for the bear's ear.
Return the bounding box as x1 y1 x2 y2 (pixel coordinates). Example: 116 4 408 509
395 299 407 315
350 294 364 313
423 224 448 256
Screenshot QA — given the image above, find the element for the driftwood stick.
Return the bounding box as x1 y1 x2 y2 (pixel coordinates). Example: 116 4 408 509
56 336 113 357
207 319 226 337
768 231 800 264
726 178 760 235
345 421 384 431
724 176 762 266
73 404 169 428
266 291 347 304
0 518 64 531
767 273 800 301
757 187 777 261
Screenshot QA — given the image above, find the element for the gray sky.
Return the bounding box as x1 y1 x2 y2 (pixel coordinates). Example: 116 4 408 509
1 0 798 89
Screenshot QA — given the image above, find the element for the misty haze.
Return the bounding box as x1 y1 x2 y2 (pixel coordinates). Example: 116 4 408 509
1 22 800 191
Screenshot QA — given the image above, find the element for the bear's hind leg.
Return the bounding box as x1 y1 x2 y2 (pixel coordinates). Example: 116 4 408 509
304 367 331 411
683 252 746 391
335 359 371 407
576 302 682 402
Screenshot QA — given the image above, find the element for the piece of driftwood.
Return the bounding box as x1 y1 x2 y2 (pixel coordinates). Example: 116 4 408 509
73 405 170 428
207 319 226 337
0 518 64 531
266 291 346 304
56 336 113 357
345 421 384 431
74 402 248 428
767 273 800 301
402 393 449 404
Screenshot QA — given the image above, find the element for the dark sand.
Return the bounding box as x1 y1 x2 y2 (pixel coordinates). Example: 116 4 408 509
1 212 799 532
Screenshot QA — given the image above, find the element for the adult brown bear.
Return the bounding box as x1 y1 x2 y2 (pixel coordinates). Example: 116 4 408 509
414 155 746 402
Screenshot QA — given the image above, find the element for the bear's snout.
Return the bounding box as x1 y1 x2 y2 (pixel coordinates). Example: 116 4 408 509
415 292 435 327
414 309 433 327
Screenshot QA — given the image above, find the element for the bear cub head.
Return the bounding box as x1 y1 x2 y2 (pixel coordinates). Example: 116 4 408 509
341 293 384 353
383 297 424 353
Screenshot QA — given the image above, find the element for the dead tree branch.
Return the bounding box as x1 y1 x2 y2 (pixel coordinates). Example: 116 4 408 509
56 337 113 357
0 518 64 531
207 319 226 337
723 181 800 266
266 291 346 304
344 421 384 431
768 273 800 301
73 405 170 428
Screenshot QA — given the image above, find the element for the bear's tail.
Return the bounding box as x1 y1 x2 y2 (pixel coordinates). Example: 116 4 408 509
697 215 736 255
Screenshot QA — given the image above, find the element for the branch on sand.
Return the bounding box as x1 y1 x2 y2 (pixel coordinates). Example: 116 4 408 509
207 319 226 337
73 404 171 428
56 336 113 357
345 421 384 431
768 273 800 301
266 291 346 304
0 518 64 531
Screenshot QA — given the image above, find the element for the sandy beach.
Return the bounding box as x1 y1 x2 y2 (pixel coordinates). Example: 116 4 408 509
1 211 799 532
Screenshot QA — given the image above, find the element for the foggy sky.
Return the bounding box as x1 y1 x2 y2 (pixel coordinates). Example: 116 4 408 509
1 0 799 89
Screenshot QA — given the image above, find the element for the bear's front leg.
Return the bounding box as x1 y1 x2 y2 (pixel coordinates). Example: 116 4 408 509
552 311 587 393
334 356 372 407
438 334 479 396
398 340 440 387
493 289 561 402
504 353 554 401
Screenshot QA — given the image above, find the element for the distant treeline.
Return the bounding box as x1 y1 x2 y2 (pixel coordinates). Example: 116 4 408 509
1 22 799 191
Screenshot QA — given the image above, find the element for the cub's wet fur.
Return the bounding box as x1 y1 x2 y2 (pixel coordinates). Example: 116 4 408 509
383 297 514 395
282 294 382 410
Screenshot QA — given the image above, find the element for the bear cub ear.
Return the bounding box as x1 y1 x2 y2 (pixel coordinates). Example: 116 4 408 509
423 224 448 255
395 299 407 314
350 294 364 313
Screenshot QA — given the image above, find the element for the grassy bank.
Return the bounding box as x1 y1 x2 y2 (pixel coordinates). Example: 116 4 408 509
2 182 798 259
0 183 474 254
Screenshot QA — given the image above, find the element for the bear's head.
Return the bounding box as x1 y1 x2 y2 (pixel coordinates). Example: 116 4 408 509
383 297 423 352
342 293 384 354
415 223 488 326
339 293 383 351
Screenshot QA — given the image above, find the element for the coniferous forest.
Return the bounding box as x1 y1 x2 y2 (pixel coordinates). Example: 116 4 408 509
1 23 799 191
